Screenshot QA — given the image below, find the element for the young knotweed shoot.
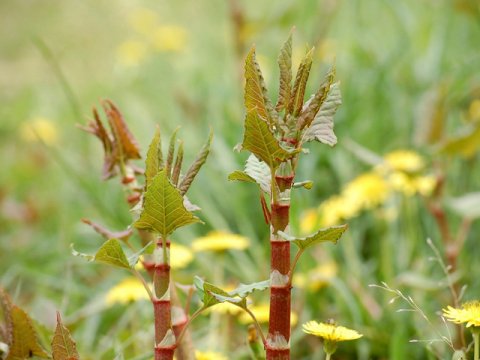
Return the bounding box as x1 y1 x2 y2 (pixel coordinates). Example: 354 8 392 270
229 32 347 359
77 105 212 360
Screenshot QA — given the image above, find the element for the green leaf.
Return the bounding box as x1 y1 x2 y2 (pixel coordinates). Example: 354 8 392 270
297 66 336 131
228 170 257 184
145 127 161 188
178 129 213 196
127 241 154 267
194 277 269 311
293 180 313 190
244 46 275 125
440 123 480 158
94 238 130 269
446 192 480 219
288 48 314 116
241 110 296 169
302 81 342 146
52 312 79 360
228 279 270 298
279 224 347 250
134 169 202 237
0 289 13 346
70 244 94 262
7 305 49 359
276 32 292 112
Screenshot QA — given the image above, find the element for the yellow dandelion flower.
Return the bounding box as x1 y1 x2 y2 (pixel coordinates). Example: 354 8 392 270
413 175 436 197
443 301 480 328
105 277 149 305
343 172 389 210
293 273 307 289
20 117 58 145
170 243 193 269
192 231 249 252
239 304 298 326
319 195 359 227
150 25 187 52
195 351 227 360
300 208 319 235
208 301 243 316
383 150 425 173
128 8 159 35
302 321 363 342
117 39 148 67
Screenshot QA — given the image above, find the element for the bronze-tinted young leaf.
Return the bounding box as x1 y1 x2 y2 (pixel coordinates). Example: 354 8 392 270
52 313 79 360
103 100 141 160
241 110 296 169
165 128 179 179
288 48 314 117
145 127 162 188
7 305 49 359
134 169 202 237
171 140 184 186
276 33 292 112
302 81 341 146
94 238 130 269
279 224 347 250
178 129 213 196
244 46 275 124
297 66 336 131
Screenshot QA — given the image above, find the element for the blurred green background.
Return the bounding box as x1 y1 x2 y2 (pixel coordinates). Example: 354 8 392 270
1 0 480 359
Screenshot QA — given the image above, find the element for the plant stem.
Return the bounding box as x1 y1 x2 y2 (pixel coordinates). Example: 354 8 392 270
474 331 479 360
325 352 332 360
267 169 293 360
153 236 174 360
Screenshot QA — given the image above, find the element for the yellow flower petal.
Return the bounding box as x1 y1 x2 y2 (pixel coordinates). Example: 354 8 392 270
117 39 148 67
195 351 227 360
302 321 363 342
149 25 187 52
300 208 319 235
443 301 480 328
383 150 425 173
170 243 193 269
105 277 149 305
192 231 249 252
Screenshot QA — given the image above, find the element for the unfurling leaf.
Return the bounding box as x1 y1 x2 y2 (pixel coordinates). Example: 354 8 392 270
276 32 293 112
288 48 314 116
7 305 49 359
165 128 180 178
94 239 130 269
244 47 276 125
302 82 342 146
279 224 347 250
134 169 202 237
145 127 162 188
103 100 141 160
292 180 314 189
178 128 213 196
171 140 184 186
297 66 336 131
194 277 269 311
245 155 271 193
241 110 296 169
52 312 79 360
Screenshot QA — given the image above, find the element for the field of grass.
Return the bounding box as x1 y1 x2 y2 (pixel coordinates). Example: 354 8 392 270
1 0 480 359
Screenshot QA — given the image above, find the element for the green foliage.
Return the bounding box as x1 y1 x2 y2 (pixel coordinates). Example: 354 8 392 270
241 110 296 169
288 48 314 117
134 169 201 237
228 154 271 193
279 224 348 250
276 32 293 112
52 313 79 360
94 238 131 269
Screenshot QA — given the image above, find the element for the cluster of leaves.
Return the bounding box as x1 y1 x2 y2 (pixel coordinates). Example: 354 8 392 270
0 289 78 360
